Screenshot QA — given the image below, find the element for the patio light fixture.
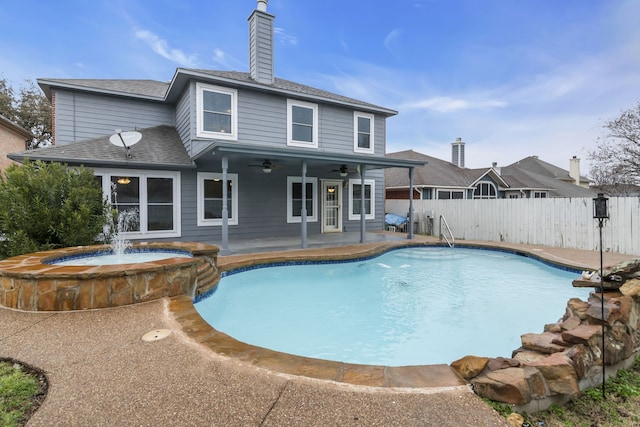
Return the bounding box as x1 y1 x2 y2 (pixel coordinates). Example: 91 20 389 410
593 192 609 399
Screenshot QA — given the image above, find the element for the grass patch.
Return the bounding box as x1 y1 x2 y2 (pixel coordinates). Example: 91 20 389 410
492 356 640 427
0 359 48 427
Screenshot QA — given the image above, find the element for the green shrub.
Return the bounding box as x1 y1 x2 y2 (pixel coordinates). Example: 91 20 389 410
0 160 110 259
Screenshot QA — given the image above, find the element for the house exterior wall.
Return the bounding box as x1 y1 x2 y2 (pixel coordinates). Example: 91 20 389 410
53 90 174 145
158 164 384 244
51 77 391 242
0 124 28 171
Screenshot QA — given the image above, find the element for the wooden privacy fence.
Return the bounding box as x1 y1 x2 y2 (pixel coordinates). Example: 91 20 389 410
385 197 640 256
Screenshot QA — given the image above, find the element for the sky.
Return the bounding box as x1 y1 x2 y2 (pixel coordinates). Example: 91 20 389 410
2 0 639 173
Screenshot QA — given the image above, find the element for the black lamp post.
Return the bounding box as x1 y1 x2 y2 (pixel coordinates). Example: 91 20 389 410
593 192 609 399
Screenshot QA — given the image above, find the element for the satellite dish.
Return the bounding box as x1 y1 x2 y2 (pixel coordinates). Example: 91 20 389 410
109 130 142 159
109 131 142 148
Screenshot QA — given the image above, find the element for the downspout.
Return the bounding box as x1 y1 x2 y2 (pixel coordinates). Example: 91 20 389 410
301 160 308 249
220 155 230 255
360 165 366 244
408 167 414 239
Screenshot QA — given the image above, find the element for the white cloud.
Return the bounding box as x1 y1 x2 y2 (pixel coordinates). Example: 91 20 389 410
274 27 297 45
384 29 402 54
134 29 198 67
401 96 507 113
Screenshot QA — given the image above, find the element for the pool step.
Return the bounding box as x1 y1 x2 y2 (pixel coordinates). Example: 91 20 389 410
195 258 220 296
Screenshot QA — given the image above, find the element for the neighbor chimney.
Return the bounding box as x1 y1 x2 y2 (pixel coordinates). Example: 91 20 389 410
492 161 501 175
569 155 581 186
451 137 465 168
249 0 275 84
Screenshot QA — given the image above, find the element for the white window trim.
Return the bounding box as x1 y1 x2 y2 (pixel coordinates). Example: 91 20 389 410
437 189 465 200
287 99 318 148
353 111 374 154
533 191 548 198
286 176 318 223
473 182 497 199
196 82 238 140
94 168 181 239
348 179 375 220
197 172 239 226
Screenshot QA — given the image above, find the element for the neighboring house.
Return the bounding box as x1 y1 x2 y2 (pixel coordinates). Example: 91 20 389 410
499 155 595 198
8 1 423 253
386 140 595 200
0 114 31 172
386 149 508 200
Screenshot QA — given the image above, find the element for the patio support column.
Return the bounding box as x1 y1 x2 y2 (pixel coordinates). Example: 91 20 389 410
360 165 366 244
220 155 230 255
301 160 308 249
408 167 414 239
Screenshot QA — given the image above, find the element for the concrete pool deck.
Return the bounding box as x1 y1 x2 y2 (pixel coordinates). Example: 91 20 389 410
2 234 637 426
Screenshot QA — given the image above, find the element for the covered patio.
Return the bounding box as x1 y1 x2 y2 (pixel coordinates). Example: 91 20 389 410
200 142 425 254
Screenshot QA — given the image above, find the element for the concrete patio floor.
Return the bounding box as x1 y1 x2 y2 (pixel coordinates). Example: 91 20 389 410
2 233 637 426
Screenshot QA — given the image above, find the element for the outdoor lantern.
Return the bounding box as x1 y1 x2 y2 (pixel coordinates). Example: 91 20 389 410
593 193 609 219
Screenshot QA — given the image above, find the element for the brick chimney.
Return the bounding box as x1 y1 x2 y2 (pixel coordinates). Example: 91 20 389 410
248 0 274 84
451 137 465 168
569 156 581 186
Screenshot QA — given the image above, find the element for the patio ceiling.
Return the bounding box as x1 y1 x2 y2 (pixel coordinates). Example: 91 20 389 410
199 141 426 171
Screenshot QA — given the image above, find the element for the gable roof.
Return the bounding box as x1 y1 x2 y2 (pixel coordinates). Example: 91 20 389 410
38 69 397 117
500 156 595 197
0 114 33 139
385 150 506 189
8 125 194 169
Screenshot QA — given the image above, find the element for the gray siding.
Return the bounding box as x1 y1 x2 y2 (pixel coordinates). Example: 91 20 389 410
54 90 174 145
175 85 192 154
249 11 274 84
172 163 385 244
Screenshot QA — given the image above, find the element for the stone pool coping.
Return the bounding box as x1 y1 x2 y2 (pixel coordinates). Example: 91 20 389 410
0 242 219 311
172 238 605 389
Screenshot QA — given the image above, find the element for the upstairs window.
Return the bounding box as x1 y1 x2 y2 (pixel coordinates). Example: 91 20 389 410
473 182 497 199
354 112 374 153
196 83 237 140
287 99 318 148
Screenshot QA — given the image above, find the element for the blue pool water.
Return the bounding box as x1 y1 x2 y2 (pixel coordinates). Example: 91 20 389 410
195 247 591 366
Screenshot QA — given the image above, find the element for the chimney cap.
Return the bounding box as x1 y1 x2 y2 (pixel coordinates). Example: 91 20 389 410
257 0 268 12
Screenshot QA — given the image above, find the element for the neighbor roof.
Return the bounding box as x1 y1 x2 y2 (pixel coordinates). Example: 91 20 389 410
385 150 505 189
0 114 33 139
500 156 595 197
8 125 194 169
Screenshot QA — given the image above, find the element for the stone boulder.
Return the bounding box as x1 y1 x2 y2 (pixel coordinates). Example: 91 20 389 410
521 332 570 354
471 367 532 404
561 324 601 346
565 344 598 380
487 357 520 371
620 278 640 298
526 352 579 396
450 355 489 380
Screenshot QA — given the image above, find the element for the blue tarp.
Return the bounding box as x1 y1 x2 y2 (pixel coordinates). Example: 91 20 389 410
385 213 407 226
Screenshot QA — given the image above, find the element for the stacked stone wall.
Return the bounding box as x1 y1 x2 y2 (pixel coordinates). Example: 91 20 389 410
451 259 640 413
0 242 219 311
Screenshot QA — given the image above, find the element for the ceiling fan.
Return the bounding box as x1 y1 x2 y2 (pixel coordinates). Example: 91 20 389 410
249 159 283 174
331 164 357 177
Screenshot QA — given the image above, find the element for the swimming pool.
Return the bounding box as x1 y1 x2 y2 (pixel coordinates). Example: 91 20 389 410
195 246 590 366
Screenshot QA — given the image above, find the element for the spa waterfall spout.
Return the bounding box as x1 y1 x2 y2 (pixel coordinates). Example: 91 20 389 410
110 210 139 256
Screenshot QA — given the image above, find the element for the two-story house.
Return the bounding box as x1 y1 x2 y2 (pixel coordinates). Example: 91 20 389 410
9 1 423 254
